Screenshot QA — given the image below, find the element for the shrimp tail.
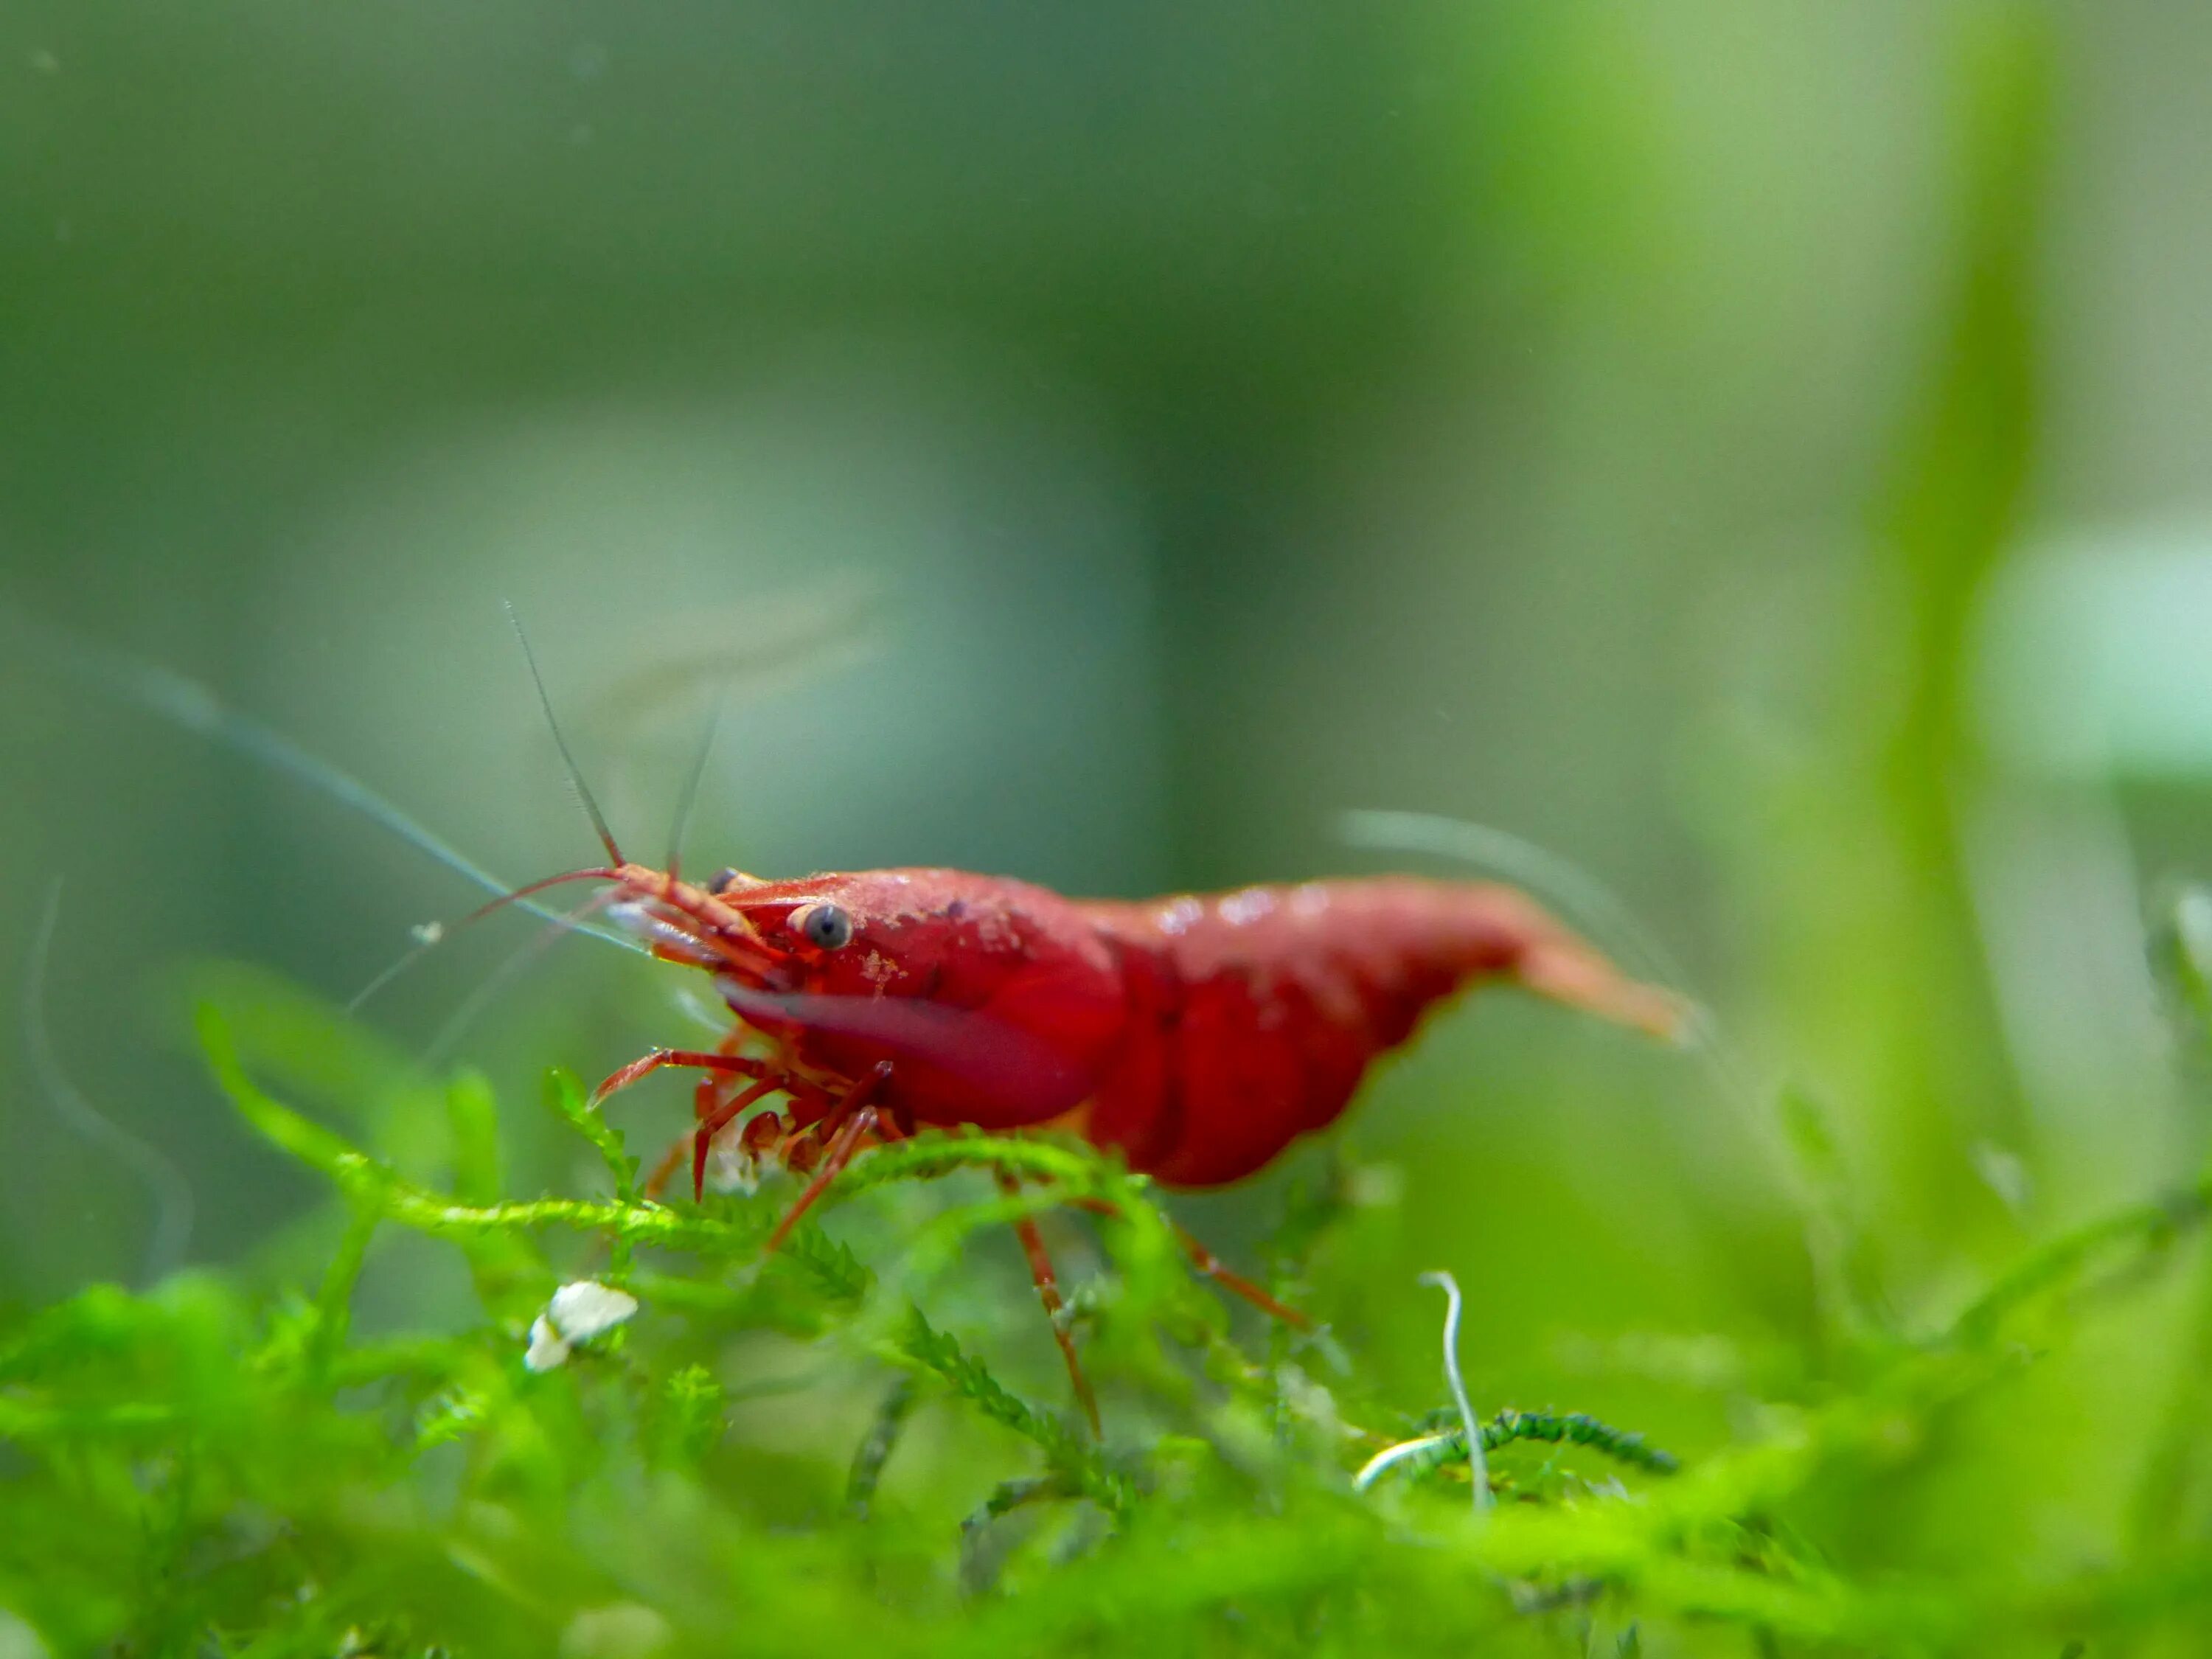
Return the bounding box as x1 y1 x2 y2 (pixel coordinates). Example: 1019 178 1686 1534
1510 922 1692 1043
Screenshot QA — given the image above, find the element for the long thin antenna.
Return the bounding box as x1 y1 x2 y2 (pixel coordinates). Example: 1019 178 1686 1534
23 880 195 1285
504 600 624 867
335 862 619 1028
664 679 731 883
0 605 643 957
422 890 620 1065
344 928 445 1015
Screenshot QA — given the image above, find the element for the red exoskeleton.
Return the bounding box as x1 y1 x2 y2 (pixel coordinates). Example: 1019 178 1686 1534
513 839 1682 1433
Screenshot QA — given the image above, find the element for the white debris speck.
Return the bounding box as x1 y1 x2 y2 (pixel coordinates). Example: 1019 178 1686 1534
410 920 445 947
524 1280 640 1371
548 1280 639 1341
703 1125 766 1196
524 1315 571 1373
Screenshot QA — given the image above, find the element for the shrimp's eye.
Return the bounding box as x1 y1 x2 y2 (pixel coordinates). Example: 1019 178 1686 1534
794 902 853 951
707 868 741 896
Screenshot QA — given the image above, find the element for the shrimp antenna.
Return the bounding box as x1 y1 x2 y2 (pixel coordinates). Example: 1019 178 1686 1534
23 880 195 1286
504 600 625 866
423 888 622 1065
0 605 644 957
345 863 623 1014
663 677 731 883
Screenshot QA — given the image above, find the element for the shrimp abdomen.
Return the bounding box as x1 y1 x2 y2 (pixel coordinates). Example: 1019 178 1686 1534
1079 879 1678 1188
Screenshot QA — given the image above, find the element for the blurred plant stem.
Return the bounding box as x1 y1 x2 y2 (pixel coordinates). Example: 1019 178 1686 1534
1751 6 2051 1267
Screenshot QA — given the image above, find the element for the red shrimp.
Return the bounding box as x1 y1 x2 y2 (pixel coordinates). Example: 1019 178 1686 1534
545 855 1683 1433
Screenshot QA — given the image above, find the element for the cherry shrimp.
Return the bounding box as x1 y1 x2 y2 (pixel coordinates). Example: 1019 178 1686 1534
15 607 1686 1436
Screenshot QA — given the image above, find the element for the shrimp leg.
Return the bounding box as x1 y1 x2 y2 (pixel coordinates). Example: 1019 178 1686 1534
591 1046 779 1106
762 1062 895 1253
1065 1196 1310 1328
1169 1223 1310 1329
997 1168 1102 1438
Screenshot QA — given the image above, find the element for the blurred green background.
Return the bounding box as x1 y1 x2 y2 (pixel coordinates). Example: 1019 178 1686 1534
7 0 2212 1603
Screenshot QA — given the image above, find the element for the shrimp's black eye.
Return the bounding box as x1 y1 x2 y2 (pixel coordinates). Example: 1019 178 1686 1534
796 902 853 951
707 868 741 896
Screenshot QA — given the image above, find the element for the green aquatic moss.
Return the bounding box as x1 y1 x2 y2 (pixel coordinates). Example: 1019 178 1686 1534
3 982 2212 1659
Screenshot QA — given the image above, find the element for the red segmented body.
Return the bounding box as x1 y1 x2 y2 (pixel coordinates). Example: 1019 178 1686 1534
566 860 1677 1436
588 863 1679 1188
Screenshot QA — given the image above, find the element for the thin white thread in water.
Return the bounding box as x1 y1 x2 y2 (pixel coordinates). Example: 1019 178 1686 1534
1419 1268 1489 1514
1352 1431 1455 1492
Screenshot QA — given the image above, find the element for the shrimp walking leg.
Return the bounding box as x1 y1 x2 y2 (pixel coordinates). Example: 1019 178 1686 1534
592 1046 779 1107
1065 1197 1310 1328
1169 1222 1311 1329
762 1062 895 1253
996 1167 1102 1438
687 1078 783 1200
